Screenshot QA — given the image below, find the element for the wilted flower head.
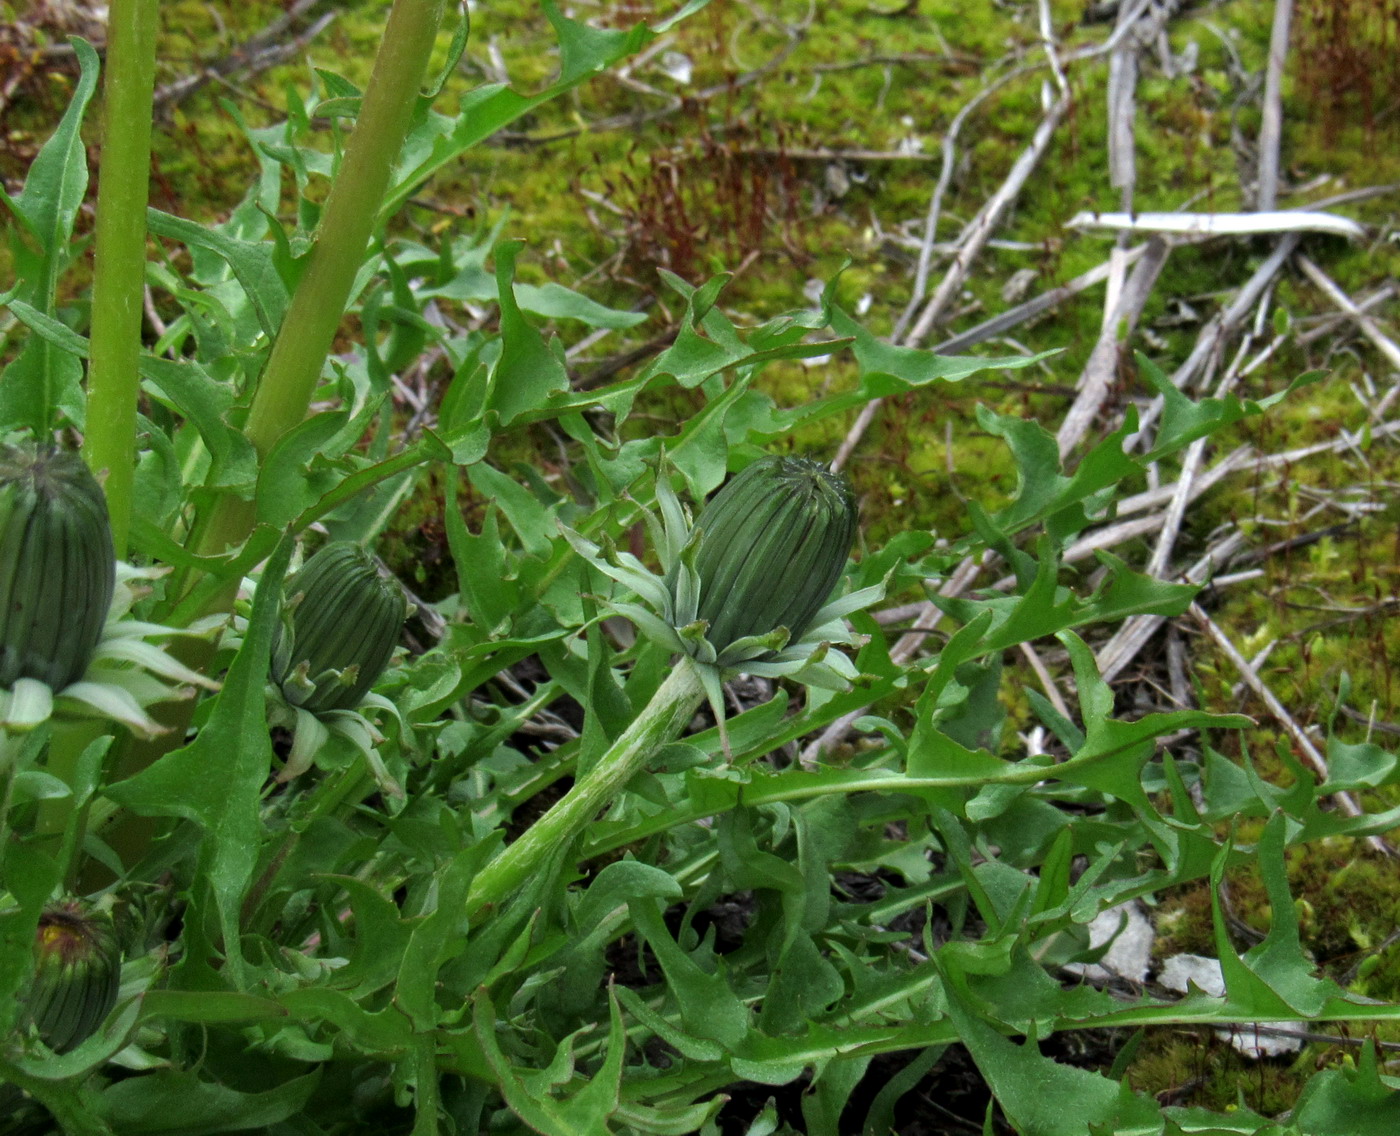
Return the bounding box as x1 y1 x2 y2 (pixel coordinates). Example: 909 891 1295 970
22 898 122 1054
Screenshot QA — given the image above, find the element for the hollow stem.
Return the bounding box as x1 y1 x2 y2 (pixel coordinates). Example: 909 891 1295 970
83 0 159 555
99 0 448 871
188 0 445 580
465 660 706 919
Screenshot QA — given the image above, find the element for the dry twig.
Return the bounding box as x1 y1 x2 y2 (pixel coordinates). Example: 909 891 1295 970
154 0 336 110
1255 0 1294 210
1297 256 1400 376
1188 602 1396 858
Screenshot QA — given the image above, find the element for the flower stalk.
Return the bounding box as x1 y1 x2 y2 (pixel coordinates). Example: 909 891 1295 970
465 660 706 918
99 0 448 876
190 0 447 573
82 0 159 555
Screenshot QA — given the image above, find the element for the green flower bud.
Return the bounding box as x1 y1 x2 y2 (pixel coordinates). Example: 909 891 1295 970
686 456 857 652
22 899 122 1054
0 444 115 692
271 542 408 714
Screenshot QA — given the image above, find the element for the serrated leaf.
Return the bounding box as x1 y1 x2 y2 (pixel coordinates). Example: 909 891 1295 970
147 208 289 339
829 306 1054 390
1140 353 1316 459
629 897 749 1048
94 1069 320 1134
941 971 1164 1136
1321 734 1400 791
320 876 412 997
576 861 683 931
474 985 628 1136
105 535 294 986
140 990 287 1024
395 847 480 1030
139 356 258 490
1224 813 1343 1018
485 242 569 425
0 37 99 433
254 408 351 528
279 986 414 1055
1291 1043 1400 1135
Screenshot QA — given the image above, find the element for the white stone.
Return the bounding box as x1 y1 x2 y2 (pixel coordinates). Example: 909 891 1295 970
1159 953 1306 1059
656 51 693 86
1066 902 1154 983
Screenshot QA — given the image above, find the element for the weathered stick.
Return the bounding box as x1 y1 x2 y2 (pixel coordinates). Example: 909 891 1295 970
1297 256 1400 375
935 246 1148 355
906 97 1071 348
1066 210 1364 239
1057 237 1171 458
1256 0 1294 210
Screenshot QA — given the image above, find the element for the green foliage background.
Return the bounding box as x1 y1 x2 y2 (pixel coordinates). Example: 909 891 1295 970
0 0 1398 1132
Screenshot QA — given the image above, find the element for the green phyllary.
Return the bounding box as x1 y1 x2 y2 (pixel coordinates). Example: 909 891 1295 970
271 541 410 714
0 444 115 693
22 899 122 1053
683 455 859 654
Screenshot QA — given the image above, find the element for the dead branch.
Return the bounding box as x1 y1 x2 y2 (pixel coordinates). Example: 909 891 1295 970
1254 0 1293 210
1065 210 1365 240
1188 601 1396 858
154 0 336 111
936 246 1149 354
905 97 1072 348
1297 256 1400 376
1057 238 1171 459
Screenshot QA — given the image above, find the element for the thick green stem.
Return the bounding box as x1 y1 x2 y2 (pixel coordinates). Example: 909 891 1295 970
246 0 444 454
82 0 158 555
465 661 706 919
98 1 448 871
182 0 444 586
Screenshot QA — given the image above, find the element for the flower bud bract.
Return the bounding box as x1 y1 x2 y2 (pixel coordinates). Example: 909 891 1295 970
22 899 122 1054
0 444 115 692
688 456 857 652
271 542 408 714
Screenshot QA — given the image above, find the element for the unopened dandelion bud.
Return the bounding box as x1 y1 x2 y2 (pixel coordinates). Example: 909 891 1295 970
0 444 115 692
22 899 122 1054
687 456 857 652
271 542 408 713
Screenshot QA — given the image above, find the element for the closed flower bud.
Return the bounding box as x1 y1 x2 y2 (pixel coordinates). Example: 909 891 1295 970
22 899 122 1054
271 542 408 714
687 456 857 652
0 444 115 692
